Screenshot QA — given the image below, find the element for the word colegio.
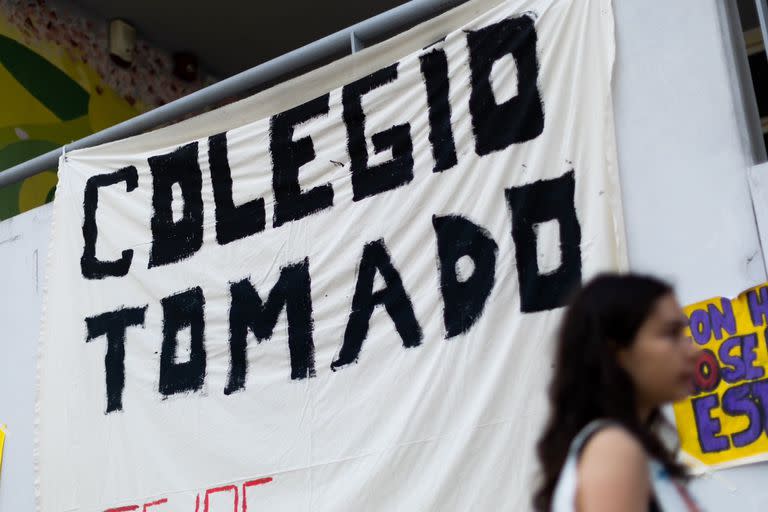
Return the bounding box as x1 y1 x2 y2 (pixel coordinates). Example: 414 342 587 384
80 15 544 280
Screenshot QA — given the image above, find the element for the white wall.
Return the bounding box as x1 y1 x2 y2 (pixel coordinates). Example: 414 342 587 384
613 0 768 509
2 0 768 509
0 205 51 512
613 0 766 304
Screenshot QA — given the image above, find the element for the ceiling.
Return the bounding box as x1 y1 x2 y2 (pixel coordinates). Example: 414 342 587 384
68 1 765 81
68 0 412 78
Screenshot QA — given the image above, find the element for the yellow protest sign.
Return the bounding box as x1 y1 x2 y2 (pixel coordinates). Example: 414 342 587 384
0 424 5 473
674 283 768 468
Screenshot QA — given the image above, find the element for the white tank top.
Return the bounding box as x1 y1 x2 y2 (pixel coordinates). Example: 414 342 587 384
550 420 703 512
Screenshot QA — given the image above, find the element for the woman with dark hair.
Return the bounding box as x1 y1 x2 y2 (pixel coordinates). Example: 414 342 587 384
533 274 701 511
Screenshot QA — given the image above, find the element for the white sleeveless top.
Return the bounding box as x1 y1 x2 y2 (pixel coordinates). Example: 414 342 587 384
550 421 702 512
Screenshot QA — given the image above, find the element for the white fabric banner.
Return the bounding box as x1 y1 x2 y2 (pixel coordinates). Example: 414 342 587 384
37 1 625 510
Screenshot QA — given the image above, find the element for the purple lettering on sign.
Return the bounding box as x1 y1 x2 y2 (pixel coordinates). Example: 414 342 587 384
719 336 746 384
708 299 737 340
752 379 768 434
742 333 766 381
689 309 711 345
747 287 768 327
721 383 762 448
692 394 729 453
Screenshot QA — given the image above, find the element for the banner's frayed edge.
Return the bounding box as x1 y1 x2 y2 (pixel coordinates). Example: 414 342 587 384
601 0 628 272
32 155 66 512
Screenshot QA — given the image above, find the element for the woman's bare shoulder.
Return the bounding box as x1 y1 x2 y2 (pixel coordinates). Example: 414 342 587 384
582 426 646 461
577 426 651 512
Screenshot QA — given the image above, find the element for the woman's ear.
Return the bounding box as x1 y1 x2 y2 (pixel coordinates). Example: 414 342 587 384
616 348 629 372
611 340 631 372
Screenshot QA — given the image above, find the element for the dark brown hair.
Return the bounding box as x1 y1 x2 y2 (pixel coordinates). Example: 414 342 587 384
532 274 688 511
